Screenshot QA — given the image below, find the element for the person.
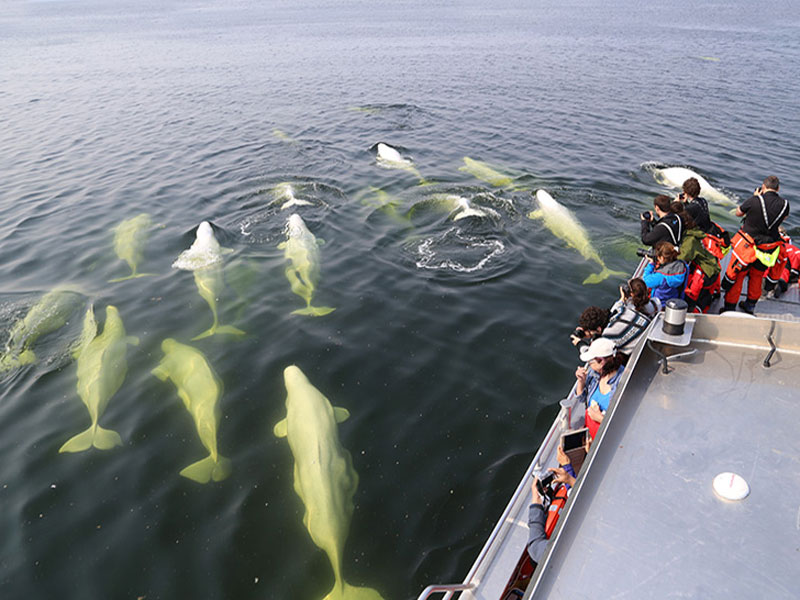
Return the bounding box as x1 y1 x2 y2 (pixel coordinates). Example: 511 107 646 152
679 177 712 233
602 278 660 355
678 214 721 313
641 195 684 247
764 228 799 299
526 478 549 563
569 306 609 350
720 175 789 314
642 241 688 304
575 337 626 439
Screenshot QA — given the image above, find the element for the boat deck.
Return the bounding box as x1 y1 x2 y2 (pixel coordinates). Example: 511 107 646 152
525 314 800 599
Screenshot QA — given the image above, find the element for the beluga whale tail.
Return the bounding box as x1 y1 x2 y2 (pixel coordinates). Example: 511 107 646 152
528 189 625 285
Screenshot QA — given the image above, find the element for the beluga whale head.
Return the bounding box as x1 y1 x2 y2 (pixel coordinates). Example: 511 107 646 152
172 221 232 271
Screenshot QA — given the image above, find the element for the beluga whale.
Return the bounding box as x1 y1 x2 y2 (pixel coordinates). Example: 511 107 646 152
172 222 245 340
374 142 427 184
0 288 84 372
272 182 313 210
460 157 515 188
151 338 231 483
650 166 734 206
274 365 385 600
528 189 625 284
279 214 335 317
59 305 138 453
109 213 156 282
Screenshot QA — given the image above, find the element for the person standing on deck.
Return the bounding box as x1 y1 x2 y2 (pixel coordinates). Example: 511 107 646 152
678 177 712 233
640 195 684 247
720 175 789 314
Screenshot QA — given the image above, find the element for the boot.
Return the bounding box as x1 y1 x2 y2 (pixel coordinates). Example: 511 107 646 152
719 302 736 314
774 279 789 298
738 299 756 314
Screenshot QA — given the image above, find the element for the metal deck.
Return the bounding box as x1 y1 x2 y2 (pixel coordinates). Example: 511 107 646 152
525 314 800 599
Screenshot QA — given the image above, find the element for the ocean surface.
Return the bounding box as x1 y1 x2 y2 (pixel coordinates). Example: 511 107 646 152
1 1 798 598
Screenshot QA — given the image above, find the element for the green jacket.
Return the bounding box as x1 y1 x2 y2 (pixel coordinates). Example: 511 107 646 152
679 229 720 278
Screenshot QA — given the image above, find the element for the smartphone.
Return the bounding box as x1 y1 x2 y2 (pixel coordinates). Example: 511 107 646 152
562 428 588 452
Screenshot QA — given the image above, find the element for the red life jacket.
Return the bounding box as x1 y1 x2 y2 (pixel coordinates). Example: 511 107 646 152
545 484 569 538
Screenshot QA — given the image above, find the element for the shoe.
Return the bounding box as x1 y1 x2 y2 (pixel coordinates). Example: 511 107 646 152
774 280 788 298
738 300 756 314
719 303 736 314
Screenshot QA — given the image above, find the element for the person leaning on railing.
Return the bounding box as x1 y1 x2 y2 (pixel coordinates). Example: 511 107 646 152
721 175 789 314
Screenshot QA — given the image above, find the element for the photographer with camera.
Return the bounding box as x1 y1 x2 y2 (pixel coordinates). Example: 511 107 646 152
569 306 609 350
601 278 660 355
641 195 684 247
721 175 789 314
642 241 688 304
678 177 712 233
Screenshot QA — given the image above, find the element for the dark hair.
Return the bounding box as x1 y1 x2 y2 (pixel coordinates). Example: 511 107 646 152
627 278 651 312
598 352 626 377
763 175 780 190
669 200 696 230
654 240 678 263
682 177 701 198
579 306 610 331
653 194 672 213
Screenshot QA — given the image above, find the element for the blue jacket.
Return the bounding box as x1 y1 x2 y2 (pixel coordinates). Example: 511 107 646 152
642 260 687 303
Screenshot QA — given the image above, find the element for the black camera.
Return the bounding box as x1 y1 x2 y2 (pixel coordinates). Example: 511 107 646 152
620 282 631 296
641 210 652 220
571 327 585 339
636 247 656 259
536 471 557 499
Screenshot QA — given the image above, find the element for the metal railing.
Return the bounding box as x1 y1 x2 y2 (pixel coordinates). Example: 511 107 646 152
415 583 476 600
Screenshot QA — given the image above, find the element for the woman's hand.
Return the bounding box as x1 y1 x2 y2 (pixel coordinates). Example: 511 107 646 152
587 402 604 424
575 366 587 395
549 467 576 488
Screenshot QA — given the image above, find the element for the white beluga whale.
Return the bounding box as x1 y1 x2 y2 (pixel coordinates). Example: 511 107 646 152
651 166 734 206
528 189 625 284
274 366 385 600
59 305 138 453
447 195 497 221
272 182 313 210
460 157 515 188
279 214 335 317
109 213 156 282
172 222 245 339
374 142 427 183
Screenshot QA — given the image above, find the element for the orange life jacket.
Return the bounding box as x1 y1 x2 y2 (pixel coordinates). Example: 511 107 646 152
545 484 569 538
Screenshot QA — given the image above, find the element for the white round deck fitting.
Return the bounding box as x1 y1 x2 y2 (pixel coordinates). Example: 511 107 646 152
713 472 750 501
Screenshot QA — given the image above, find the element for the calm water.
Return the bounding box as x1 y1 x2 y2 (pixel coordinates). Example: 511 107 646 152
1 1 799 598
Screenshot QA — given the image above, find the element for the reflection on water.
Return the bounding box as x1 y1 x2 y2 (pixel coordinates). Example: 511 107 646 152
0 0 798 599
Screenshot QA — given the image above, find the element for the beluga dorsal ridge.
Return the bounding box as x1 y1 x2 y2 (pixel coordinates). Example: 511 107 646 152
109 213 156 282
374 142 427 184
528 189 625 284
59 305 138 453
278 214 335 317
151 338 231 483
274 365 385 600
651 166 734 206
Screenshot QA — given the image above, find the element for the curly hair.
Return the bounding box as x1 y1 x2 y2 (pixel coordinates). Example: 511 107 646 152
578 306 610 331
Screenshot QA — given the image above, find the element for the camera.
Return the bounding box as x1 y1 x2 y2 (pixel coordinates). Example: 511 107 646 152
571 327 585 339
536 471 556 498
620 282 631 296
636 248 656 259
678 192 686 201
641 210 652 221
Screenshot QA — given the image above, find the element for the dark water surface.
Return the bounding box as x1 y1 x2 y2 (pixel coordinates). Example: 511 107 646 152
1 1 799 598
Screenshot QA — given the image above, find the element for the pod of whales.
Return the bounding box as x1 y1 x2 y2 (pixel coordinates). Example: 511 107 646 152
152 338 231 483
109 213 155 282
528 189 625 284
274 366 385 600
0 289 84 372
60 306 138 453
173 222 245 339
651 166 734 206
279 214 335 317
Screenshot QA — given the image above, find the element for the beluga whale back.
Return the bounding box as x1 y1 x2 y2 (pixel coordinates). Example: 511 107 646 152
374 142 427 184
278 214 335 317
460 157 515 188
274 365 385 600
528 189 625 284
651 166 734 206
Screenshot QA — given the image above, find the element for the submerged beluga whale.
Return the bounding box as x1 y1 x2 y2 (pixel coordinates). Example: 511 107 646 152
274 366 385 600
651 166 734 206
460 157 515 188
59 305 138 453
271 182 313 210
109 213 156 282
528 189 625 284
279 214 335 317
172 222 245 339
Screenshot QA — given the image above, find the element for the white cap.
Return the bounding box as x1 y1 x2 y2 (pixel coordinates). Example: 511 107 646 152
580 337 616 363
